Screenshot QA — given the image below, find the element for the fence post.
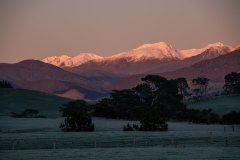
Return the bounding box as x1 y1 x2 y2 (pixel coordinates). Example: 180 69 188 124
210 132 213 143
12 140 15 150
53 139 56 150
16 141 20 150
172 134 175 146
94 138 97 148
71 142 75 149
225 138 228 147
133 137 136 148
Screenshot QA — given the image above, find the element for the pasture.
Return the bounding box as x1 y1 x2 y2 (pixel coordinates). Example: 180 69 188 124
1 90 240 159
187 95 240 115
0 89 72 116
0 117 240 160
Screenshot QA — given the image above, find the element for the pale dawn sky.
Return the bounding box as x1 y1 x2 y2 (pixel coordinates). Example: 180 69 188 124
0 0 239 63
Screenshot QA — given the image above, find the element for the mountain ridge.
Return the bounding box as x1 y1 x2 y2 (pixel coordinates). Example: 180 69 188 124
42 42 236 69
42 53 103 68
104 49 240 91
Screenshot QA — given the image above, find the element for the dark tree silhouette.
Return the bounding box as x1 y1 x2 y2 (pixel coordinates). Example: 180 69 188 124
23 109 39 118
0 80 13 88
139 75 186 118
60 100 94 132
222 111 240 124
223 72 240 95
140 107 168 131
192 77 210 99
175 78 189 103
10 109 42 118
60 110 94 132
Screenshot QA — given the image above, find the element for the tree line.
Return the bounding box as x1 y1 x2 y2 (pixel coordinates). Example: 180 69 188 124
4 72 239 132
59 72 240 132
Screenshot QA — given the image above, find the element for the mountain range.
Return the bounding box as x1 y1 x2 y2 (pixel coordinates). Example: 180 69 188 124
0 41 239 100
105 49 240 91
42 42 236 75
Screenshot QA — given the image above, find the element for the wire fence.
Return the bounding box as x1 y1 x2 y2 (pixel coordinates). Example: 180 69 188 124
1 130 240 150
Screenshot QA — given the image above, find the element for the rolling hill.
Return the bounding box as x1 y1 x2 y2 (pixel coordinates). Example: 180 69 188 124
0 88 73 116
187 95 240 115
0 60 109 100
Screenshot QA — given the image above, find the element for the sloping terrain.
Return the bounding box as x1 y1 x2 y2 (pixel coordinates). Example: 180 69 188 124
0 88 73 116
187 95 240 115
0 60 108 100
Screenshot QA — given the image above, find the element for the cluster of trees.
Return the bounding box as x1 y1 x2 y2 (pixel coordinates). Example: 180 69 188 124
59 100 94 132
222 111 240 124
223 72 240 95
10 109 46 118
123 107 168 131
0 80 13 88
93 75 186 122
92 73 240 130
94 75 187 131
170 72 240 102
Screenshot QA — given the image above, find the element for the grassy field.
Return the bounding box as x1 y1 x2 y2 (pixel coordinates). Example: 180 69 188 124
187 95 240 115
0 88 73 116
1 147 240 160
1 89 240 159
0 117 240 159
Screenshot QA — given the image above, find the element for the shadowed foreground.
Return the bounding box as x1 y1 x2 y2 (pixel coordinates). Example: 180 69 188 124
1 147 240 160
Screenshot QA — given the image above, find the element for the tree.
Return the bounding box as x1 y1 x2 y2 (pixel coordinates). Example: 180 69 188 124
0 80 13 88
60 100 94 132
10 109 44 118
223 72 240 95
140 107 168 131
138 75 186 118
192 77 210 99
222 111 240 124
60 110 94 132
23 109 39 118
175 78 189 103
123 123 139 131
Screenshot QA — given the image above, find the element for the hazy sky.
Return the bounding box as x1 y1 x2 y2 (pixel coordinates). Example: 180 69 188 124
0 0 239 63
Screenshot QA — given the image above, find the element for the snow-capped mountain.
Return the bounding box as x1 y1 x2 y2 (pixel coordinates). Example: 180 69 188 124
42 41 238 75
196 45 231 61
42 53 103 67
42 55 71 67
179 42 232 58
70 42 237 75
108 42 185 61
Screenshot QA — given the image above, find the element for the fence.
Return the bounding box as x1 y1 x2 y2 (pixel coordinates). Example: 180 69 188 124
3 131 240 150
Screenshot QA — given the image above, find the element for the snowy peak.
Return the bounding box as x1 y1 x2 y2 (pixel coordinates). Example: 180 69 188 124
233 44 240 50
42 41 238 69
198 45 231 61
69 53 103 67
42 55 71 66
206 42 225 48
180 42 231 58
109 41 185 61
138 41 172 49
42 53 103 67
